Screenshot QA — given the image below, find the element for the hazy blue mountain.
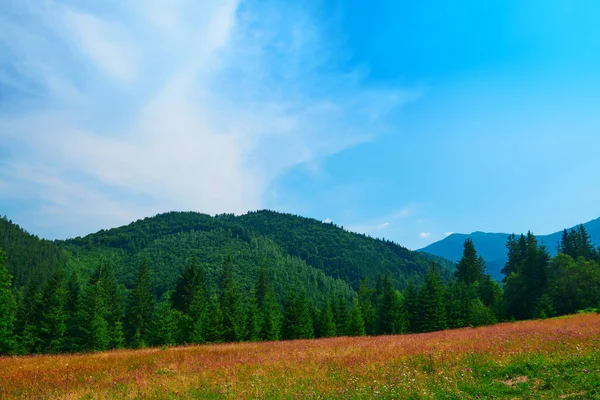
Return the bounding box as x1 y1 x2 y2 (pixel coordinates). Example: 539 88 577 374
419 217 600 281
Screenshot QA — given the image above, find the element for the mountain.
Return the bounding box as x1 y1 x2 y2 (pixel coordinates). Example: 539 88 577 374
2 211 454 305
419 217 600 281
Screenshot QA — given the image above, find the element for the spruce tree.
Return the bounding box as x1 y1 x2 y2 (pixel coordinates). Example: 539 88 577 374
63 272 81 352
220 257 246 342
376 275 398 335
261 288 282 341
319 300 336 338
333 294 349 337
0 249 16 354
204 294 224 343
125 260 155 348
357 278 376 335
520 232 549 318
16 280 42 354
347 298 366 336
172 258 202 313
187 280 207 344
99 262 125 350
283 290 314 340
418 263 447 333
455 239 485 285
38 268 67 353
78 272 110 351
245 288 261 342
151 293 179 346
402 280 420 333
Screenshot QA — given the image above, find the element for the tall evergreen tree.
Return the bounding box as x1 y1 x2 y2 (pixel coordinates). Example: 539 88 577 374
0 249 16 354
172 258 202 314
245 288 261 342
319 300 336 338
15 280 42 354
38 268 67 353
63 272 81 352
125 260 155 348
151 293 179 347
78 270 110 351
402 280 420 333
220 257 246 342
418 264 447 333
376 274 398 335
347 298 366 336
455 239 485 285
261 288 282 341
283 290 314 340
333 294 349 337
187 279 207 344
520 232 549 317
357 278 376 335
204 294 224 343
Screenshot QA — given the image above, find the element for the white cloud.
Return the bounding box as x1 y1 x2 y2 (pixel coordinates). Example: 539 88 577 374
323 218 333 223
419 232 432 239
444 231 454 236
64 10 139 82
0 1 409 238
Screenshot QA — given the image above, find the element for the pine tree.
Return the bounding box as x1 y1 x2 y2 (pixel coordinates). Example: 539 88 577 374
347 298 366 336
172 258 202 314
283 290 314 340
38 268 67 353
418 263 447 333
502 234 526 282
152 293 179 346
220 257 246 342
245 288 261 342
261 288 281 341
521 232 549 318
319 300 336 338
204 294 224 343
16 280 42 354
357 277 376 335
402 280 420 333
0 249 16 354
78 271 110 351
376 275 398 335
187 280 207 344
455 239 485 285
444 281 475 329
333 294 349 337
99 262 125 350
125 260 155 348
63 272 81 352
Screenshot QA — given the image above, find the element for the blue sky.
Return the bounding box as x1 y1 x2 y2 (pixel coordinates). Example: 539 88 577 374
1 0 600 249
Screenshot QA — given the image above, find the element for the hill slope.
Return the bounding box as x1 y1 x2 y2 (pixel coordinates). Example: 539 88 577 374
420 217 600 280
2 211 454 304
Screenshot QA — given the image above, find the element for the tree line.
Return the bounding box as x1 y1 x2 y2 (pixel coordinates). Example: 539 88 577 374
1 225 599 356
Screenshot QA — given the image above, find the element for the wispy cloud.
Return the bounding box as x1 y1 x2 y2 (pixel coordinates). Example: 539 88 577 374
0 0 408 238
419 232 432 239
444 231 454 236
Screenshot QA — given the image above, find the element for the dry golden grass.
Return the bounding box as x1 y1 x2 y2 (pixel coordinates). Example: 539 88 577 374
1 314 599 399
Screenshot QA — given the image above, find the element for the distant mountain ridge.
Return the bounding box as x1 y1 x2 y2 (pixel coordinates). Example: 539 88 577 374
2 211 455 302
419 217 600 281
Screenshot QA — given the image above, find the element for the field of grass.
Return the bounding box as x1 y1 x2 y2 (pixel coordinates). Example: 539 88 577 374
1 313 599 399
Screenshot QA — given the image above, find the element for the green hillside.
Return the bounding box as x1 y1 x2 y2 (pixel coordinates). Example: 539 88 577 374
3 210 453 301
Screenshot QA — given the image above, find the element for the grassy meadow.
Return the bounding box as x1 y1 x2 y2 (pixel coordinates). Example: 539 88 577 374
0 313 599 399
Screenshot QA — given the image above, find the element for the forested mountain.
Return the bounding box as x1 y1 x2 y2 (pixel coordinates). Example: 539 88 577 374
1 211 598 356
419 217 600 280
0 216 67 287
